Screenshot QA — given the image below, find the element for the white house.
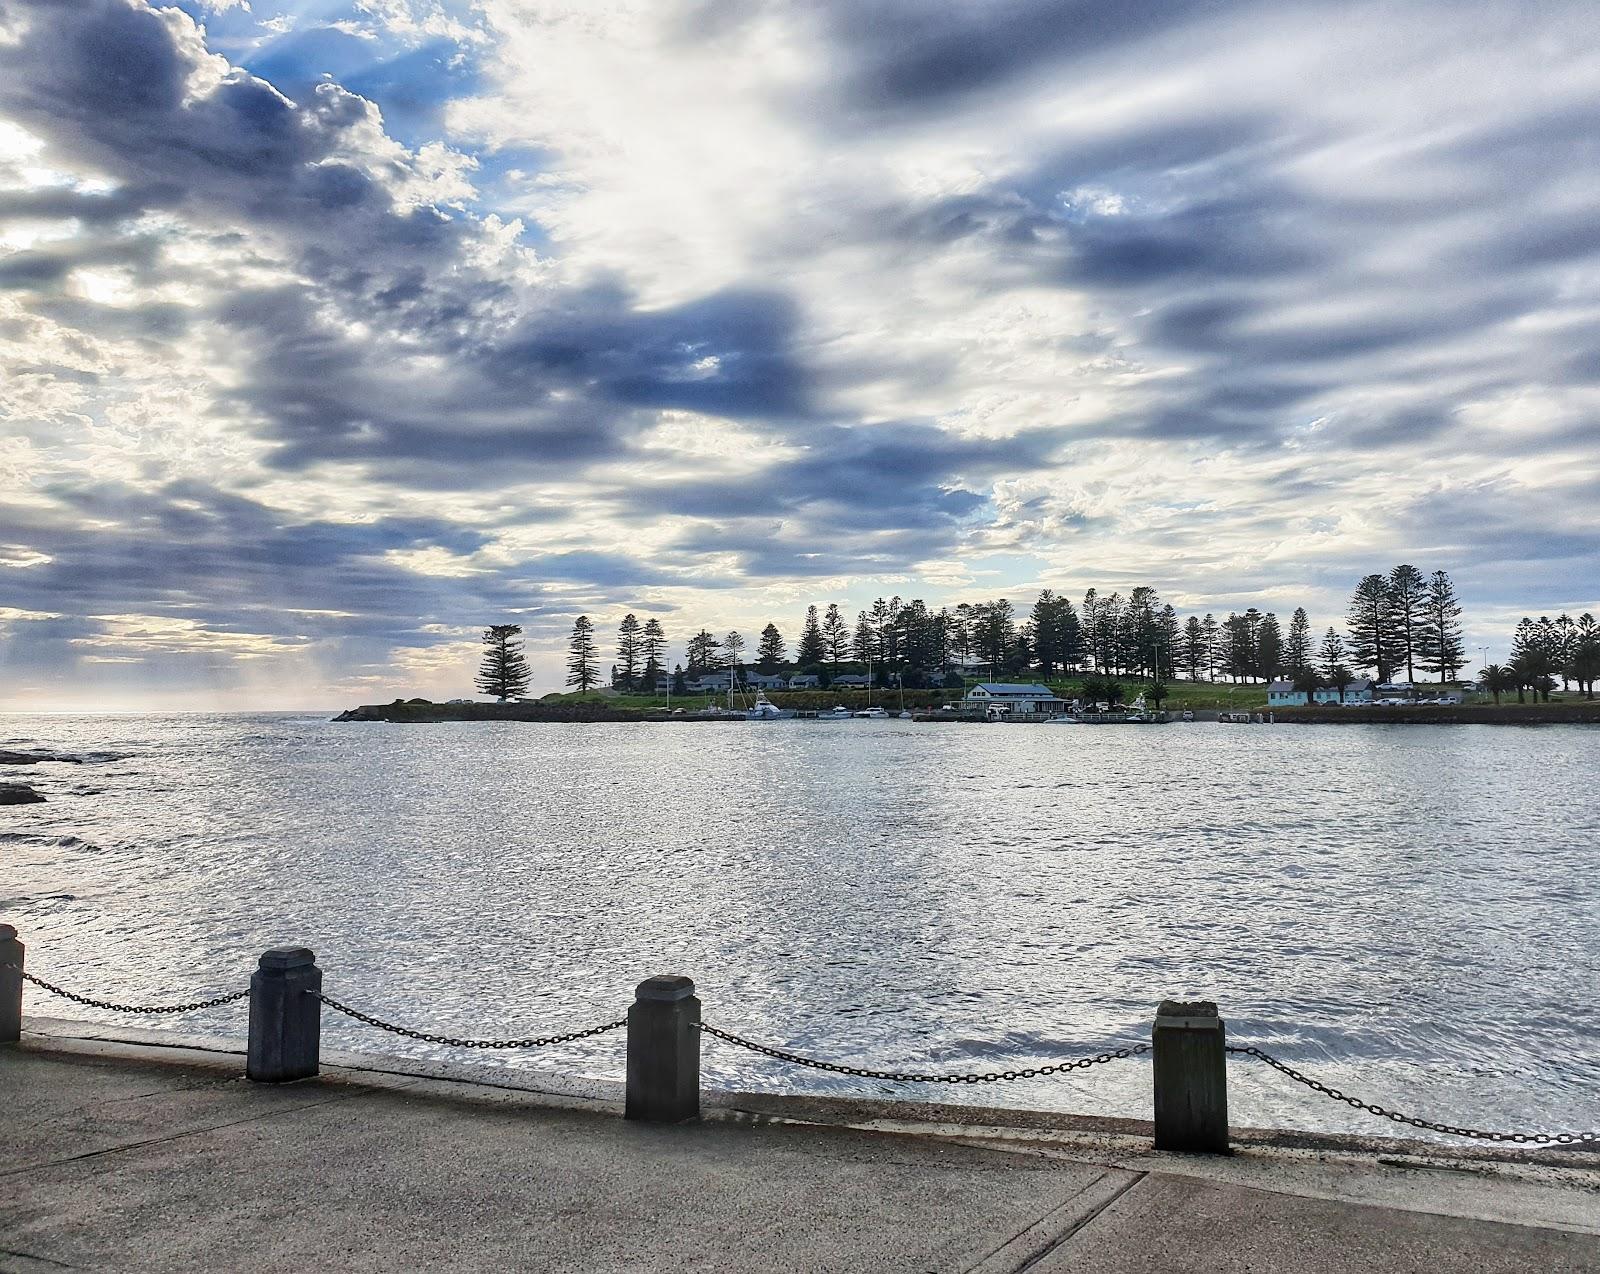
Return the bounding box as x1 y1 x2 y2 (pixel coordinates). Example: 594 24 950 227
742 671 788 691
787 674 821 689
685 670 734 693
963 682 1068 715
1267 678 1375 706
1267 680 1306 707
830 674 872 688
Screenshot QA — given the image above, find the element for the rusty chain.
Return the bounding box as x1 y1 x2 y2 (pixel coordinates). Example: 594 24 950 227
1 963 248 1015
1228 1046 1600 1145
313 991 625 1050
698 1021 1149 1084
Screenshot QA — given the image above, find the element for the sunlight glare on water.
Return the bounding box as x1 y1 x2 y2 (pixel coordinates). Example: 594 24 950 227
4 713 1598 1141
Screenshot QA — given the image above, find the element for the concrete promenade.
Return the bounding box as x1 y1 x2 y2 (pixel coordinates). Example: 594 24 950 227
4 1018 1598 1273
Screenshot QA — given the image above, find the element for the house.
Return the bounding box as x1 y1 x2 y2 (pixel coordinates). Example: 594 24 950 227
830 674 871 688
1266 680 1306 707
1268 678 1377 706
742 671 788 691
685 670 734 693
1331 679 1375 704
787 674 821 689
963 682 1068 716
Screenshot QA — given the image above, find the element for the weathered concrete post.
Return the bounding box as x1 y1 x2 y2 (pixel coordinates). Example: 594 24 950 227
0 924 23 1043
1152 999 1229 1153
625 974 700 1123
247 947 322 1082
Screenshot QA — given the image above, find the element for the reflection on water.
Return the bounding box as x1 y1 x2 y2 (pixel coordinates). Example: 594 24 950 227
4 712 1599 1139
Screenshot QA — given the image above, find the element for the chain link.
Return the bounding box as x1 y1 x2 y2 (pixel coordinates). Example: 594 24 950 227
1229 1046 1600 1146
699 1021 1149 1084
1 962 248 1015
313 991 626 1050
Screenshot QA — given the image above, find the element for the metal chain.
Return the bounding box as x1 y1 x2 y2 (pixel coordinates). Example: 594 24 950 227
699 1022 1149 1084
313 991 626 1050
1 963 248 1015
1229 1046 1600 1146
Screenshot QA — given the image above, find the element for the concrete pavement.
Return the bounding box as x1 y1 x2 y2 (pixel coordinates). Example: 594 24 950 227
3 1020 1598 1273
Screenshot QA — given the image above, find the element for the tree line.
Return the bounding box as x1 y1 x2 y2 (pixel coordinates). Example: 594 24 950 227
1480 613 1600 702
468 568 1594 703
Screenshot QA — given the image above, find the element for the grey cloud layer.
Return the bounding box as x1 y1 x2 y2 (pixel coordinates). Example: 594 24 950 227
2 0 1598 699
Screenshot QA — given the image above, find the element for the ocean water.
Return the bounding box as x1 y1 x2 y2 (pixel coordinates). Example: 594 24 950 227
4 712 1598 1142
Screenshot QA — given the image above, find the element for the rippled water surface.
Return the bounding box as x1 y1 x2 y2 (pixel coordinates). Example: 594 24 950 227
4 712 1599 1140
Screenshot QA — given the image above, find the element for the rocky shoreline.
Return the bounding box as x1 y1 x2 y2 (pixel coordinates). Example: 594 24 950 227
333 700 741 723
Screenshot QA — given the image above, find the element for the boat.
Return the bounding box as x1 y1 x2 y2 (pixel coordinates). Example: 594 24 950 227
746 693 785 719
822 705 853 719
854 706 888 719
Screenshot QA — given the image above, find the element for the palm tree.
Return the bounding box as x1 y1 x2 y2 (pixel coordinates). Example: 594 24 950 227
1479 664 1512 705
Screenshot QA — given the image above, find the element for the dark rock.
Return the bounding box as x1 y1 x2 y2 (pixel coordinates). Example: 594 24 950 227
0 783 45 804
0 749 84 766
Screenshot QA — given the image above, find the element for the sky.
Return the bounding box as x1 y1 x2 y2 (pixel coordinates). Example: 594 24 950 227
1 0 1597 709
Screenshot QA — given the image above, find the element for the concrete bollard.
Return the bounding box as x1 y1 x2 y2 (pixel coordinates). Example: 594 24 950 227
0 924 22 1043
247 947 322 1082
625 974 700 1123
1152 999 1229 1153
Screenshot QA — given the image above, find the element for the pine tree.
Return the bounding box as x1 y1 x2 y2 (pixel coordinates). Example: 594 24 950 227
640 618 666 690
1388 564 1427 682
1419 570 1465 682
1569 613 1600 698
757 622 786 672
821 603 849 665
1510 617 1558 702
952 603 974 663
974 598 1018 672
1256 612 1283 683
1284 607 1312 674
797 605 825 666
1158 604 1180 681
615 613 642 690
1029 590 1061 677
852 611 875 664
868 598 891 665
475 624 531 701
1347 573 1397 682
1319 628 1354 701
685 629 722 672
565 616 598 692
1182 615 1205 680
724 630 745 677
1201 613 1219 680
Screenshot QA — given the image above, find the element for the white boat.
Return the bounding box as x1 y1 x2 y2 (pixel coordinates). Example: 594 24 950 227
747 693 785 719
821 705 853 719
854 706 888 719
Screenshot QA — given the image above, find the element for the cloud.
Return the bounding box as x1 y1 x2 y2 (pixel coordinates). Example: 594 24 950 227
2 0 1598 704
